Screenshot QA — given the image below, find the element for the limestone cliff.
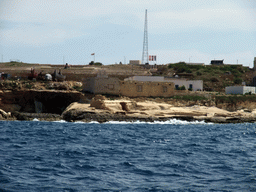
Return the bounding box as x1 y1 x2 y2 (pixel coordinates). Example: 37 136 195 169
0 89 87 114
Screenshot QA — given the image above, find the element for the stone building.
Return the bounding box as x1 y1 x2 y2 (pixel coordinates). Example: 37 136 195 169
125 76 203 91
83 75 201 97
83 77 120 95
83 70 121 95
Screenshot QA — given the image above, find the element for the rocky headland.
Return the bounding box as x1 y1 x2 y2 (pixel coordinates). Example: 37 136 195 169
1 81 256 123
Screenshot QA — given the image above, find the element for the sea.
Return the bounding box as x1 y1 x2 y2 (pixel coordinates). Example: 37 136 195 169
0 119 255 192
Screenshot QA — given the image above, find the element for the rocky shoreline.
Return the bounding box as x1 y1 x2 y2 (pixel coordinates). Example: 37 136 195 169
5 111 256 124
1 94 256 124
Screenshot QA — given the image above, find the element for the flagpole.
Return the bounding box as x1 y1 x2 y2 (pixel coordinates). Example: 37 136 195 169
91 53 95 63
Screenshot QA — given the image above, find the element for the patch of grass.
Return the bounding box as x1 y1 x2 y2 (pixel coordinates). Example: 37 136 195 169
73 86 82 91
172 95 208 101
234 78 242 85
25 83 33 89
216 95 256 104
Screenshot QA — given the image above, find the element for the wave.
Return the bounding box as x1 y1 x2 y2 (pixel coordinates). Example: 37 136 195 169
52 120 67 123
32 118 212 125
104 119 212 125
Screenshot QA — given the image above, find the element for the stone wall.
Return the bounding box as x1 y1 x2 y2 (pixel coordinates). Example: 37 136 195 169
120 81 175 97
83 77 120 95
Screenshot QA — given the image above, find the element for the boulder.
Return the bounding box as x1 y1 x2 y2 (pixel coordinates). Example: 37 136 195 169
0 108 11 118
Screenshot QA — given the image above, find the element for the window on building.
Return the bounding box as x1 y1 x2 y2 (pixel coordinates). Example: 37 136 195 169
189 84 193 89
163 86 167 93
175 85 179 90
137 85 143 92
108 84 114 90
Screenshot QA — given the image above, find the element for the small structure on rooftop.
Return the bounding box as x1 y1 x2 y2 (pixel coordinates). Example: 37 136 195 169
211 60 224 65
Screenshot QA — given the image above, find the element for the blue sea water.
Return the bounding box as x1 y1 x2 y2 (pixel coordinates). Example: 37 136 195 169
0 120 255 192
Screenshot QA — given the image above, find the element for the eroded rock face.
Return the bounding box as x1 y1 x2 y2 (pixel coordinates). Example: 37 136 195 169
215 101 256 112
90 95 107 109
89 95 137 112
0 90 86 114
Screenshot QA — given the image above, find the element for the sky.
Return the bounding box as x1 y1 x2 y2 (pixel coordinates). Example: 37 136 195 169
0 0 256 66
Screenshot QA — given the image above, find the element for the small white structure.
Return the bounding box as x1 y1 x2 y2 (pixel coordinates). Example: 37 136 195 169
165 78 203 91
45 74 52 81
124 76 203 91
225 86 255 95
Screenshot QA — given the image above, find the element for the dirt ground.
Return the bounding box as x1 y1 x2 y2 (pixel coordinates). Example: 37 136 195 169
0 63 150 81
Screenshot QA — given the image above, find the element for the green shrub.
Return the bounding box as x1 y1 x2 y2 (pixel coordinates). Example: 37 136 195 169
73 86 82 91
172 95 207 101
211 77 219 82
234 78 242 84
25 83 32 89
216 95 256 104
180 85 186 90
94 62 103 66
186 69 192 73
196 71 202 76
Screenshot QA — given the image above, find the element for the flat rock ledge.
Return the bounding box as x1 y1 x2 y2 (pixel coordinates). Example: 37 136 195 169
2 111 256 124
12 112 62 121
61 109 256 124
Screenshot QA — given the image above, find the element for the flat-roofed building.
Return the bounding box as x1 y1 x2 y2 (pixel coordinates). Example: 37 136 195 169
124 76 203 91
129 60 141 65
211 60 224 65
225 86 255 95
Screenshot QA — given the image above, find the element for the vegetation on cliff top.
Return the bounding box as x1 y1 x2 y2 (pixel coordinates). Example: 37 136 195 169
156 62 252 92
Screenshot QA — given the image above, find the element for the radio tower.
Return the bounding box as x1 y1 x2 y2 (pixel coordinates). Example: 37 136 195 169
142 9 148 65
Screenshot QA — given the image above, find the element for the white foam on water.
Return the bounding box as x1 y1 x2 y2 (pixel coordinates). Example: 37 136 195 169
103 119 212 125
74 121 99 124
34 119 213 125
52 120 67 123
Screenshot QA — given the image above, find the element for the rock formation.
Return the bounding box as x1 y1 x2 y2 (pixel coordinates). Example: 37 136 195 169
61 95 256 123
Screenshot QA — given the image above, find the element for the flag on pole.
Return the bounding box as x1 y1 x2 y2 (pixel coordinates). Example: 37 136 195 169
149 55 156 61
91 53 95 55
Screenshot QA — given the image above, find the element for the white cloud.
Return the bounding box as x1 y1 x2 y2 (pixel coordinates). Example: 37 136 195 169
1 0 255 32
148 7 256 33
0 0 123 23
0 26 84 46
0 0 255 65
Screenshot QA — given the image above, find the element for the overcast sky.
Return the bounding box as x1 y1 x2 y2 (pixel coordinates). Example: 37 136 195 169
0 0 256 66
